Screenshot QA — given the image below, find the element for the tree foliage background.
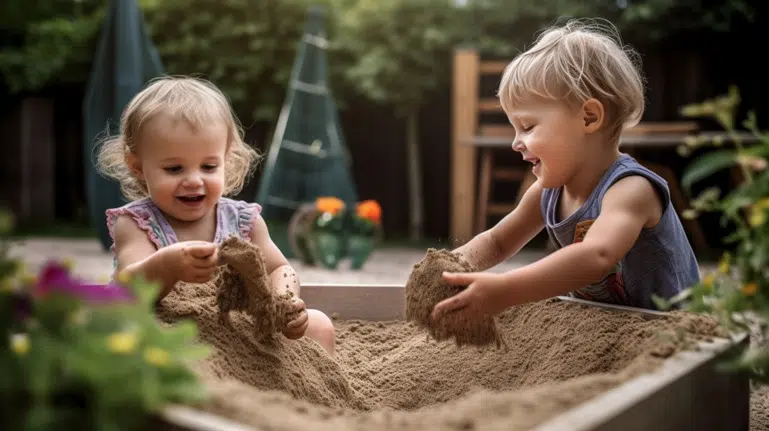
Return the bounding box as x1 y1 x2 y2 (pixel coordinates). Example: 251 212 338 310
0 0 757 127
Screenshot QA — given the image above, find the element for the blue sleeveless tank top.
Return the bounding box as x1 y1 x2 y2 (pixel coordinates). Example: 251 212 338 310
540 153 700 310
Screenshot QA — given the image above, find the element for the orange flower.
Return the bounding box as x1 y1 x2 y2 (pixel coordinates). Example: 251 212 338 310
741 282 758 296
315 197 345 215
356 200 382 224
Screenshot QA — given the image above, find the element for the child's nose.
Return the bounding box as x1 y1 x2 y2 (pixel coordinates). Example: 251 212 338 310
511 138 525 152
183 172 204 187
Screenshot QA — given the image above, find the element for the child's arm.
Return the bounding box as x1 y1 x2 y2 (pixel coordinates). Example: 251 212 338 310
113 215 218 300
433 176 662 319
248 215 299 294
248 215 309 339
453 180 545 271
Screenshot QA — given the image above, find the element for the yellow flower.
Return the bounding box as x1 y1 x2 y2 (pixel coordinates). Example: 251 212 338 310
11 334 29 356
681 209 698 220
61 257 75 271
718 254 731 274
741 282 758 296
701 273 715 291
107 332 138 354
115 270 132 286
144 347 171 367
749 205 767 227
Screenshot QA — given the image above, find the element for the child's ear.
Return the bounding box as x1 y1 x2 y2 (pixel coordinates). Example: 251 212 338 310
125 152 144 181
581 98 605 134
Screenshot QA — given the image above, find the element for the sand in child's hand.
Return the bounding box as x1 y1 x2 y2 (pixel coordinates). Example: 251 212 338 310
405 248 504 347
216 236 301 339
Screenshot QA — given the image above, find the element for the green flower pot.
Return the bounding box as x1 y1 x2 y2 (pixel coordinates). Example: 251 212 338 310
348 234 375 270
312 231 344 270
308 211 346 270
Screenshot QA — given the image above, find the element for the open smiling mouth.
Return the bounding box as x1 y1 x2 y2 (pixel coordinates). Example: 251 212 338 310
177 195 205 203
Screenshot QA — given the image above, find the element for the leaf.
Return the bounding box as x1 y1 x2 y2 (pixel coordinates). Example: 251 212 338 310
682 149 739 191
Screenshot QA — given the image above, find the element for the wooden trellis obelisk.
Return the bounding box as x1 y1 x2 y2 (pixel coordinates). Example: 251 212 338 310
255 5 358 221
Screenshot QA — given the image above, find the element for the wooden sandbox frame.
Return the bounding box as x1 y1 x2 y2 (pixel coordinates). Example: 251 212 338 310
156 283 750 431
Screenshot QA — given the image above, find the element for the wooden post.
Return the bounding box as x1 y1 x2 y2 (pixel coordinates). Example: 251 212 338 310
450 48 478 245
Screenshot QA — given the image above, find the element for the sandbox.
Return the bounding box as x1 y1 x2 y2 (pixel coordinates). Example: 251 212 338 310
155 283 749 431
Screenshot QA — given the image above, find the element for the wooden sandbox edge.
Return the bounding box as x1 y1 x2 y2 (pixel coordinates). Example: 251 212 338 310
156 283 748 431
534 332 749 431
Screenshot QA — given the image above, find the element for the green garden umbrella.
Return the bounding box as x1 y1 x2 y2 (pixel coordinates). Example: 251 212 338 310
255 5 358 221
83 0 164 251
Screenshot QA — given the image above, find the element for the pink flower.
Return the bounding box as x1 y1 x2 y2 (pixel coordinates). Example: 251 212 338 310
32 262 134 303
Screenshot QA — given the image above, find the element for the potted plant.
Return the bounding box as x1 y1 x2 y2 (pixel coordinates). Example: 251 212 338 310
0 211 210 430
656 86 769 379
307 197 347 270
347 200 383 270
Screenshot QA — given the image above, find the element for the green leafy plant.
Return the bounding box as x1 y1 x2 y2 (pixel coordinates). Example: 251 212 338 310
0 210 210 430
655 86 769 380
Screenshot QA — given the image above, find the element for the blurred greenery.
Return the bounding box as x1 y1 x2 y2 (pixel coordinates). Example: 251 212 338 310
0 0 756 124
0 209 210 430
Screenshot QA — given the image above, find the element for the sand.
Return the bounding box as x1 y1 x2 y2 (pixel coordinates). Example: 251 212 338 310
215 236 301 340
405 248 503 347
155 239 729 430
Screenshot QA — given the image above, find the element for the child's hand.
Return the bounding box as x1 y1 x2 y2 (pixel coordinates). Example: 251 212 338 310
431 271 511 324
168 241 219 284
283 296 309 340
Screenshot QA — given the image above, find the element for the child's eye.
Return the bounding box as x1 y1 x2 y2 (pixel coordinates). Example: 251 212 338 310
202 164 218 172
164 166 182 174
522 125 534 132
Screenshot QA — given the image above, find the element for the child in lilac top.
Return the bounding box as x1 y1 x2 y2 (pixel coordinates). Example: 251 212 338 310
98 76 336 356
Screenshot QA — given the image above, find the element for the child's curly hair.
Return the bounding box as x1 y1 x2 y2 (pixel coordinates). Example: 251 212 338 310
498 18 646 141
96 75 260 201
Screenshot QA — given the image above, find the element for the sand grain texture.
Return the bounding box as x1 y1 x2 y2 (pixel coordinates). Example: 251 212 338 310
155 239 729 430
404 248 503 347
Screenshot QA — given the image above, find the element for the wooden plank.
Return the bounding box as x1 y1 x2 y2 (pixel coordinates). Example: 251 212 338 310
488 203 515 215
159 406 256 431
464 131 761 149
479 124 514 138
478 98 502 112
479 60 509 75
450 48 480 244
535 333 749 431
301 283 405 321
492 168 525 181
625 121 699 136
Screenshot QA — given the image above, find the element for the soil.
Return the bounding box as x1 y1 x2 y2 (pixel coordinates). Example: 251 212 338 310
156 242 728 430
405 248 503 347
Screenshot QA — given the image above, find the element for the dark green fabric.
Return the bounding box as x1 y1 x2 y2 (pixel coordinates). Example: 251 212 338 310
83 0 164 251
255 5 358 221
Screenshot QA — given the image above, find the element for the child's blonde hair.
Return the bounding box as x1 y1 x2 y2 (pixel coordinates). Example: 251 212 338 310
96 75 260 201
498 18 645 140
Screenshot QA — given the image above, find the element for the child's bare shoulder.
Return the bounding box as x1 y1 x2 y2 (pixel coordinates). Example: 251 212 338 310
602 175 663 226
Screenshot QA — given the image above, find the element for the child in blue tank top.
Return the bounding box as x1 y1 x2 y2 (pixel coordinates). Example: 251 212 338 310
97 76 336 356
432 19 700 323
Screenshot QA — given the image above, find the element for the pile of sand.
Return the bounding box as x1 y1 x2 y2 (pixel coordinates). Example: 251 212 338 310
156 238 727 430
405 248 503 347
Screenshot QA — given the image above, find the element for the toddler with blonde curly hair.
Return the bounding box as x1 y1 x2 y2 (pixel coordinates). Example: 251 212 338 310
98 76 336 355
